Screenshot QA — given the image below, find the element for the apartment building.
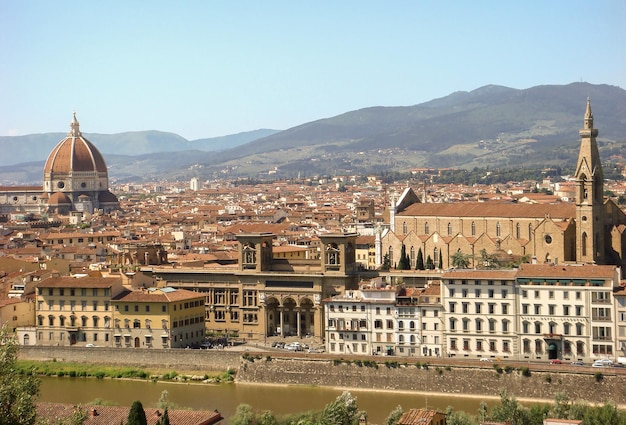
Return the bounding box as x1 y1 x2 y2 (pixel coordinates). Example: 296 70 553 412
34 275 125 346
416 283 444 357
325 283 397 356
442 270 518 360
516 263 618 361
324 263 621 363
111 287 205 349
615 285 626 360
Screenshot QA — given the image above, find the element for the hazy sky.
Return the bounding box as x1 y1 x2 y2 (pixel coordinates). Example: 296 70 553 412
1 1 625 140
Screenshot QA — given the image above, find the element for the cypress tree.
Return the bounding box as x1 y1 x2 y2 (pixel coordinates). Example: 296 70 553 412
127 401 147 425
416 248 424 270
398 244 409 270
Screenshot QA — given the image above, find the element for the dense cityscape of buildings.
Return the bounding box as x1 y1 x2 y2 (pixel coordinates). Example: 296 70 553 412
0 102 626 365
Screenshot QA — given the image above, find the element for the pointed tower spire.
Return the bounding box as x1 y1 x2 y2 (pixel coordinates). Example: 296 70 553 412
69 112 81 137
583 97 594 130
575 98 604 264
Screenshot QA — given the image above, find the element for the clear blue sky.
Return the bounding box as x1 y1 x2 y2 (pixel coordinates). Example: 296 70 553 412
1 1 625 140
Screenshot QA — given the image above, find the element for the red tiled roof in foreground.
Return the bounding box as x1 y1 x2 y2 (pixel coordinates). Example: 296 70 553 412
36 403 223 425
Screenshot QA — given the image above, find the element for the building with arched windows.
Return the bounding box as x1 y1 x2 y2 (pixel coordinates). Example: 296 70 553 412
381 100 626 271
135 232 360 343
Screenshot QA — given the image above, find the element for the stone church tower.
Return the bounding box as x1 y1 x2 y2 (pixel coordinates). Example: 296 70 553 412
575 98 605 264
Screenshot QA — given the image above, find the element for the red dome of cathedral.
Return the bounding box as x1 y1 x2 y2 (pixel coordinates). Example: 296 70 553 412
43 113 107 174
48 192 72 205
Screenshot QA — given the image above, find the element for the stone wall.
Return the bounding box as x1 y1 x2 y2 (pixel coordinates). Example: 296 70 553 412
237 356 626 405
18 346 240 372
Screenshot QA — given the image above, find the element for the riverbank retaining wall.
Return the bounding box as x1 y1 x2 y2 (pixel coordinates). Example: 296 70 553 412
237 356 626 406
18 346 241 372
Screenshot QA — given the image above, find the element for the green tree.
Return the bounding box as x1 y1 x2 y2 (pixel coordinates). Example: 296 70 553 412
257 410 276 425
127 401 147 425
319 391 359 425
381 254 391 271
478 249 500 269
415 248 424 270
477 401 488 423
582 402 624 425
438 249 443 269
548 392 571 419
398 245 410 270
451 249 471 269
383 405 403 425
446 410 478 425
425 255 434 270
489 390 529 425
229 404 255 425
0 324 40 425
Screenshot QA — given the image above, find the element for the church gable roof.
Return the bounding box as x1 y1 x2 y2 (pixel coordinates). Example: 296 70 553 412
398 201 575 219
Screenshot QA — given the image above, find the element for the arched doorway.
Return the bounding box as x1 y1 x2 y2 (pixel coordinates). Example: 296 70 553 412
282 298 297 336
265 297 280 336
299 297 315 337
134 337 140 348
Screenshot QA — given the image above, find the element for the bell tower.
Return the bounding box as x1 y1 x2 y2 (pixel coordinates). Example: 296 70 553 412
575 98 605 263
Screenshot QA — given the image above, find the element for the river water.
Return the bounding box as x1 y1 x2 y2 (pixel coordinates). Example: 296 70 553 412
39 376 501 424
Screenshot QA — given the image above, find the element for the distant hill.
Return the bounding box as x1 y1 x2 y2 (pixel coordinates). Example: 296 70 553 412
2 83 626 183
0 129 279 167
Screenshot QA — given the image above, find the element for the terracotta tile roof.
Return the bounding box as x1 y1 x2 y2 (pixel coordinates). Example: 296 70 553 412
442 269 518 280
398 408 444 425
517 263 616 279
112 287 204 303
398 201 575 219
36 403 223 425
37 276 121 288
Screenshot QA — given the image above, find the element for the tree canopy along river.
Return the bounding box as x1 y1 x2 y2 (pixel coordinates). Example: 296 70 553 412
39 376 499 424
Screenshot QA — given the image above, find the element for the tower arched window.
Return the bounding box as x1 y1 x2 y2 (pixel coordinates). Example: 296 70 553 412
424 222 429 235
496 222 501 237
447 222 452 236
409 246 415 267
529 223 533 239
471 221 476 236
402 222 407 235
388 246 394 265
433 247 439 268
582 232 588 257
579 175 588 201
516 223 521 239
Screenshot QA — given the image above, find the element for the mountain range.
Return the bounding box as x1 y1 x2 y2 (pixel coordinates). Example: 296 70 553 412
2 82 626 184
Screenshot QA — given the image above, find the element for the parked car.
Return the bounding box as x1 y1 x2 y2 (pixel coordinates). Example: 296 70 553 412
479 357 492 362
285 342 304 351
592 359 614 367
550 359 562 365
85 343 96 348
570 361 585 366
